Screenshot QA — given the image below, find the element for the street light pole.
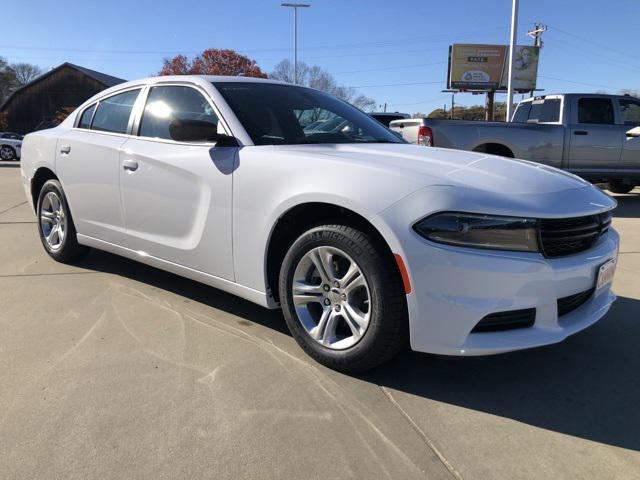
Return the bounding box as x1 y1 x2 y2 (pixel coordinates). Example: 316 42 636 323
506 0 519 122
281 3 310 84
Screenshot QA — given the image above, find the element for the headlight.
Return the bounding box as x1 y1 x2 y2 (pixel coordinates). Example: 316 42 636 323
413 212 539 252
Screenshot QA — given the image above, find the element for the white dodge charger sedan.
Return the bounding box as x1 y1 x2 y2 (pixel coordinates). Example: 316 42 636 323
20 76 619 371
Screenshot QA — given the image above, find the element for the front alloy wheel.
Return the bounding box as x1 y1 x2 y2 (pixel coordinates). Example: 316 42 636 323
292 246 371 350
279 224 408 372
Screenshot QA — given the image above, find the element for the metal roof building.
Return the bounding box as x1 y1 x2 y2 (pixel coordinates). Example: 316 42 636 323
0 62 125 134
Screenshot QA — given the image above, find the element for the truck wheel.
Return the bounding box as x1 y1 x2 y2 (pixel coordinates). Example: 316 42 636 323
608 181 635 194
279 224 408 372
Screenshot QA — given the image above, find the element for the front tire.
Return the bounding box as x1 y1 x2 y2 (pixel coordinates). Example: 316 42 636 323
36 179 88 262
607 180 635 194
279 224 408 372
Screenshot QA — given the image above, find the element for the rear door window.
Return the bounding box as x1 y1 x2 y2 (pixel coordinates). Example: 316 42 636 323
618 98 640 126
92 89 141 134
577 98 615 125
78 103 96 129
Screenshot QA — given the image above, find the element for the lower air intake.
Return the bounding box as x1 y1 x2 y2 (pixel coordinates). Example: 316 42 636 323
471 308 536 333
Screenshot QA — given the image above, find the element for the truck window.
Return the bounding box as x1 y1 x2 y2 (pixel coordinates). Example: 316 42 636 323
618 98 640 125
527 99 561 123
578 98 614 124
512 103 531 123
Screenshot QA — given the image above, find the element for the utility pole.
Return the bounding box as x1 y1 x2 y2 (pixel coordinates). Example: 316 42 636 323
527 23 546 97
527 22 547 48
506 0 519 122
450 93 455 120
486 91 495 121
281 3 311 85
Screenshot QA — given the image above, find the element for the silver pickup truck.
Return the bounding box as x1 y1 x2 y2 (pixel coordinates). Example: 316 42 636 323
390 93 640 193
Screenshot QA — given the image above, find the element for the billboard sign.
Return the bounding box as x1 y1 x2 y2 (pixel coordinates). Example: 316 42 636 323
447 44 539 91
499 45 540 91
448 44 508 90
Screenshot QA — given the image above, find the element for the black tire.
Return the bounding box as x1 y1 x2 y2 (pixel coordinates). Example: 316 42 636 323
607 180 635 194
36 179 89 262
279 224 408 373
0 145 16 161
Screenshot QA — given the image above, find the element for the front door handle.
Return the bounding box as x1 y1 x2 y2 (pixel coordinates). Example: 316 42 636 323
60 145 71 154
123 159 139 172
573 130 589 136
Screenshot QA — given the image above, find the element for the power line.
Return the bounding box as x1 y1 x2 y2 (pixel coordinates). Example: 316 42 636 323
334 61 446 75
348 80 444 88
538 75 627 91
547 24 640 62
388 95 451 107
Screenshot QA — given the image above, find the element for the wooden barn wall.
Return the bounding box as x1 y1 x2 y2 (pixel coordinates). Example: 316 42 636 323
2 68 109 134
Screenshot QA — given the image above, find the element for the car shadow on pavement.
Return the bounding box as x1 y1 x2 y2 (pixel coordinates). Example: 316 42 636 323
78 249 639 451
366 296 640 452
77 249 290 335
612 194 640 218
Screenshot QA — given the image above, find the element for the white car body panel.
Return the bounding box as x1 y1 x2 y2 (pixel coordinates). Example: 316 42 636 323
20 75 619 356
56 129 128 245
119 137 235 280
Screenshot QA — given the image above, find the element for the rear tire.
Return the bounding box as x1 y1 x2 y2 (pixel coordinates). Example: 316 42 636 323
279 224 408 372
36 179 89 262
607 180 635 194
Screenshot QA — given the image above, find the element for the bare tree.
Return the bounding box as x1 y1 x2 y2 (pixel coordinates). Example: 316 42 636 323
270 59 376 112
10 63 43 87
0 57 17 103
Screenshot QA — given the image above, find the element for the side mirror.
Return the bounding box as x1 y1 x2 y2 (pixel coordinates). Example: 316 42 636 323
169 119 238 146
625 126 640 138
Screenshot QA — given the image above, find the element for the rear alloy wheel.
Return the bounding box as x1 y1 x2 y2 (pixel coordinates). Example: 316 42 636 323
607 180 635 194
0 145 16 161
37 179 88 262
279 224 408 372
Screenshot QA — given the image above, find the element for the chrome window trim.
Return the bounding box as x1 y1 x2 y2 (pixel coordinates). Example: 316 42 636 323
70 80 237 147
72 85 144 135
74 102 98 130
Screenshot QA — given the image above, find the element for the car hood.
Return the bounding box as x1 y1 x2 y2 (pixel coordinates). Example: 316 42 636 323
291 143 590 195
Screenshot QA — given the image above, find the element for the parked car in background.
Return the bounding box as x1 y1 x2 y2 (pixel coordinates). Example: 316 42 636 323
0 132 23 160
369 112 410 127
21 76 618 371
390 94 640 193
1 132 23 140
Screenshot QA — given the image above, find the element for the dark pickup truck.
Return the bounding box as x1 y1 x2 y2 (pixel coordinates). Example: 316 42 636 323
390 94 640 193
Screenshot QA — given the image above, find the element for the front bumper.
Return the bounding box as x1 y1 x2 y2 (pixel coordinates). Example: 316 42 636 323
402 227 619 356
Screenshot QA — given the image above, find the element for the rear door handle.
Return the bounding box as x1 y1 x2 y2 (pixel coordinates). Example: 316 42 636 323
60 145 71 154
573 130 588 136
122 159 139 171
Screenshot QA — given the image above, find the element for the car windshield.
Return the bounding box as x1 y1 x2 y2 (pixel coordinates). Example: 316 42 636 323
213 82 405 146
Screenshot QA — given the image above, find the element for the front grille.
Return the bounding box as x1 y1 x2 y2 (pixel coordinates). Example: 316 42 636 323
557 288 595 316
539 211 612 258
471 308 536 333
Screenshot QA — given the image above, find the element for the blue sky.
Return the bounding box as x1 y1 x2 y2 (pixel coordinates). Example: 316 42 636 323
3 0 639 114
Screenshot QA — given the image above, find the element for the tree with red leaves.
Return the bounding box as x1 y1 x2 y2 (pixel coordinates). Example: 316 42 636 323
159 49 267 78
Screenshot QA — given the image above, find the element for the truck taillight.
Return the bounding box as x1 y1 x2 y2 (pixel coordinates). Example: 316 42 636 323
417 126 433 146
